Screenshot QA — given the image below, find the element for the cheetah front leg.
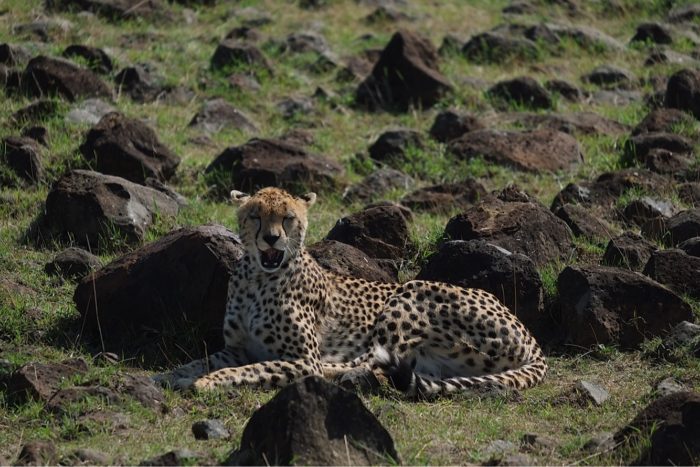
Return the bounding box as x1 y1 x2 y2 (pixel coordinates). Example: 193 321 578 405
192 358 322 391
152 346 249 390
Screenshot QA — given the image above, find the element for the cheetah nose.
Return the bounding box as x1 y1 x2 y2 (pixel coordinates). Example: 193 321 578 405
263 234 280 247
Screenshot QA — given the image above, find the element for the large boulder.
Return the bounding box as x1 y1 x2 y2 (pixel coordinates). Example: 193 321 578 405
1 136 43 184
444 189 574 267
342 168 413 203
188 98 257 134
429 110 484 143
624 132 693 162
326 204 412 261
447 128 583 173
205 138 344 196
307 240 396 282
6 358 88 403
643 249 700 299
487 76 552 110
557 265 693 349
226 376 399 465
496 112 629 137
355 30 452 111
615 392 700 465
45 0 172 21
21 56 111 101
210 40 273 74
641 208 700 246
80 112 180 183
400 179 486 214
601 232 657 271
416 240 547 341
73 225 243 363
462 32 538 63
631 108 695 135
42 170 179 249
553 203 617 243
664 68 700 119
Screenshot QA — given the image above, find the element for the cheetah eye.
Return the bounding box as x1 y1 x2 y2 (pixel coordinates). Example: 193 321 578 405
248 214 260 221
284 215 295 221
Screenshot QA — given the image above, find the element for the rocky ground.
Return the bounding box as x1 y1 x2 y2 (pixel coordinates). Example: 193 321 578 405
1 0 700 464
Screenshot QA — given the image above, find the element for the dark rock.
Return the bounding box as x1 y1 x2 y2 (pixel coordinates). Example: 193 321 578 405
11 99 63 126
557 265 693 349
416 240 547 340
445 190 574 267
45 247 101 279
643 249 700 299
462 32 538 63
545 79 583 102
551 169 670 211
46 386 120 414
80 112 180 183
554 203 617 242
336 367 381 393
224 26 261 42
429 110 484 143
15 441 58 466
1 136 43 183
364 5 411 23
0 43 30 66
589 89 643 106
326 204 412 261
679 237 700 257
623 197 676 226
336 48 381 83
117 374 165 411
624 132 693 162
631 108 694 135
582 432 616 455
583 65 634 89
45 0 172 21
524 23 623 51
438 34 464 56
502 1 536 15
488 76 552 110
21 126 49 146
140 449 204 466
192 419 230 440
226 376 398 466
367 128 424 166
307 240 397 282
631 22 674 45
678 182 700 204
520 433 558 452
114 63 177 103
75 411 130 435
616 391 700 465
448 128 583 173
400 179 486 213
6 358 88 402
282 32 328 54
66 98 116 125
227 72 261 92
355 30 452 111
61 448 110 466
21 55 111 101
641 208 700 246
42 170 179 248
498 112 629 137
601 232 657 271
668 4 700 23
189 98 257 134
205 138 344 195
62 44 113 74
660 321 700 358
645 148 692 175
210 40 272 74
645 49 699 67
342 168 413 203
73 225 243 363
276 96 314 119
665 68 700 119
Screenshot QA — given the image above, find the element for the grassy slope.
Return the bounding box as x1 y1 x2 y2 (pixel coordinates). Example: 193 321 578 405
1 0 699 464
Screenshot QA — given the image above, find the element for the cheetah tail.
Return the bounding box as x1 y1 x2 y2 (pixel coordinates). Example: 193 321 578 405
372 346 547 399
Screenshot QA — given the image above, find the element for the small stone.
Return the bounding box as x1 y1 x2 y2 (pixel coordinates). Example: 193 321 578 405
139 449 203 466
45 247 101 280
16 441 58 466
582 432 615 454
521 433 557 452
483 439 518 457
192 419 230 440
575 380 610 406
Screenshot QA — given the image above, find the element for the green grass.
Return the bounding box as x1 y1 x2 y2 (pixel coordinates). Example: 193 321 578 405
1 0 700 464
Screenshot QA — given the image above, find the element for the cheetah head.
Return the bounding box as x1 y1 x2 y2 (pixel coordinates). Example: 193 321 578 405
231 187 316 273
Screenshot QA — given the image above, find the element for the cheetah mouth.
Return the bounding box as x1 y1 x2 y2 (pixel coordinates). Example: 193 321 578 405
259 248 284 270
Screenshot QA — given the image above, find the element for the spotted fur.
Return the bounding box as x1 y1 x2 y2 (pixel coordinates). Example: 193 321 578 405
154 187 547 397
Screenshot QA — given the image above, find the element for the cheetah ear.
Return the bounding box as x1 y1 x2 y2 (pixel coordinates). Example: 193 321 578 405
230 190 251 205
298 192 317 207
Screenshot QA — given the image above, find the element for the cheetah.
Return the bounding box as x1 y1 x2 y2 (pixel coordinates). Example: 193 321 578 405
154 187 547 398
